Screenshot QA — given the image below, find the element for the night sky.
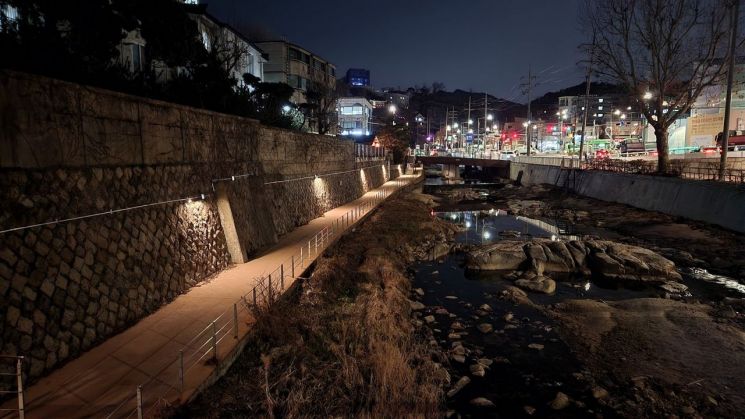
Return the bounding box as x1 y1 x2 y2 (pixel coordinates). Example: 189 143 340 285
205 0 587 101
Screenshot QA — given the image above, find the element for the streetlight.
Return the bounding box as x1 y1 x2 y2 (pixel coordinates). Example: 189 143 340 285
388 104 397 114
468 119 474 125
643 92 653 100
487 114 494 121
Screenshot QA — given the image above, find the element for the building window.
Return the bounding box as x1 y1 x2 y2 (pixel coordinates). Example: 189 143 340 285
289 48 310 64
131 44 143 71
598 98 604 103
0 5 18 29
341 105 364 115
598 106 603 110
288 74 307 90
247 53 254 75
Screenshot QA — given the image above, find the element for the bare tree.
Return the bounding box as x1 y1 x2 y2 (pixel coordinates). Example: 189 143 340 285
302 81 338 135
583 0 740 173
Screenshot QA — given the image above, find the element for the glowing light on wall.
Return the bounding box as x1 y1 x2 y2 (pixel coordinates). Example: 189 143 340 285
360 168 370 192
312 176 329 212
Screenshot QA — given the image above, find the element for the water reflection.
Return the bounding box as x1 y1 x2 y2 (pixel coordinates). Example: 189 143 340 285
688 268 745 295
435 209 579 244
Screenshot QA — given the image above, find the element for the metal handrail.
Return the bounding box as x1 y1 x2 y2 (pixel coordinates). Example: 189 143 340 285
96 171 410 418
0 356 23 419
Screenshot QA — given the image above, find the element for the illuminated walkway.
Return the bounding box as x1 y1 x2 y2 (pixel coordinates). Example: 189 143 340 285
1 173 420 419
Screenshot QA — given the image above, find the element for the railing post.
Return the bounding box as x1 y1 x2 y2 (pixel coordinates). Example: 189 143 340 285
291 255 295 277
136 385 143 419
300 247 304 267
280 264 285 290
252 287 257 306
211 321 217 361
179 350 184 391
233 303 238 339
268 274 273 302
315 234 318 253
16 357 24 419
308 240 311 257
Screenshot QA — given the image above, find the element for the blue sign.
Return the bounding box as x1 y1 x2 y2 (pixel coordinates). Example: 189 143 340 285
466 134 474 143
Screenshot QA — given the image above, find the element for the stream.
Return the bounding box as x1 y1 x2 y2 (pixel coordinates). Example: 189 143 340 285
411 206 745 417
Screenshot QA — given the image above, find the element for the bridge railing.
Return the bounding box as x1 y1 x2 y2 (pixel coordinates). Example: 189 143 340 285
513 155 581 168
355 144 386 162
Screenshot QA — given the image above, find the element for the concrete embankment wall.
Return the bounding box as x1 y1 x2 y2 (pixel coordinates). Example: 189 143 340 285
509 162 745 233
0 71 397 381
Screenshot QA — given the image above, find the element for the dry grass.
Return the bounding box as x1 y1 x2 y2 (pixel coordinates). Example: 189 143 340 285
176 193 454 418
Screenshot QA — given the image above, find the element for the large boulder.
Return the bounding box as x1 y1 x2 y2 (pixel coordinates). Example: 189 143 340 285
586 240 682 284
467 239 681 287
466 241 528 271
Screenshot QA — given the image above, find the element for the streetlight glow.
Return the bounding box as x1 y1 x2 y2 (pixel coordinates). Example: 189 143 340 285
487 114 493 121
388 104 397 114
643 92 653 100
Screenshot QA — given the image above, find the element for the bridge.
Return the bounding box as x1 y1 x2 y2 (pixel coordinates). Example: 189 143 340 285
414 156 510 178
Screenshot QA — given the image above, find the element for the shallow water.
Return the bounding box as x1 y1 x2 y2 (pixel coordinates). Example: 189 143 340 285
412 208 744 416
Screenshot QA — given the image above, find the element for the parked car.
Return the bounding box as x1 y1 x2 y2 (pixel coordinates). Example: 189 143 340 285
499 151 517 160
595 149 610 160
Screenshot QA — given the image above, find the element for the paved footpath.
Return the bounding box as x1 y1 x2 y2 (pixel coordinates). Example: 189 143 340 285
1 174 419 419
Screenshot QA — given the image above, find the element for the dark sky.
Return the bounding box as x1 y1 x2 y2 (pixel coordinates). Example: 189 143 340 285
205 0 587 102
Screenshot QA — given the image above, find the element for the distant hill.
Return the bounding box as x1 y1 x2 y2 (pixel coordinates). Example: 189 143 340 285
409 89 525 124
531 82 626 106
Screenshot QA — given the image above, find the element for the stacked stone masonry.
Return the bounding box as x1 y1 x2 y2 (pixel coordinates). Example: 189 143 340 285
0 71 395 387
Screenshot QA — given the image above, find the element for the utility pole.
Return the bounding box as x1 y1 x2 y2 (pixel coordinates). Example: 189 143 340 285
467 96 472 155
521 65 537 156
719 0 739 181
484 92 489 156
579 35 595 163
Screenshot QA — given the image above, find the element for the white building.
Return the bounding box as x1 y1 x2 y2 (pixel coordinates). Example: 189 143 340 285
185 5 266 85
337 97 373 137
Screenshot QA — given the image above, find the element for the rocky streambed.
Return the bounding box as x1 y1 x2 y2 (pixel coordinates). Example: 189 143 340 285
408 183 745 418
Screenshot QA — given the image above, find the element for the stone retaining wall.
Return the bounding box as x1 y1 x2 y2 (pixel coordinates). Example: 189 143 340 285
509 162 745 233
0 72 391 385
0 165 230 379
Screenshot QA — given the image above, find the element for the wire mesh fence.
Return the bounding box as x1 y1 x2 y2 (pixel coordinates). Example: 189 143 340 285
584 158 745 182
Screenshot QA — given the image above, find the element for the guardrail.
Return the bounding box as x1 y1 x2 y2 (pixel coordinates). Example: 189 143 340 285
515 156 745 184
0 356 23 419
101 174 411 418
513 156 581 168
